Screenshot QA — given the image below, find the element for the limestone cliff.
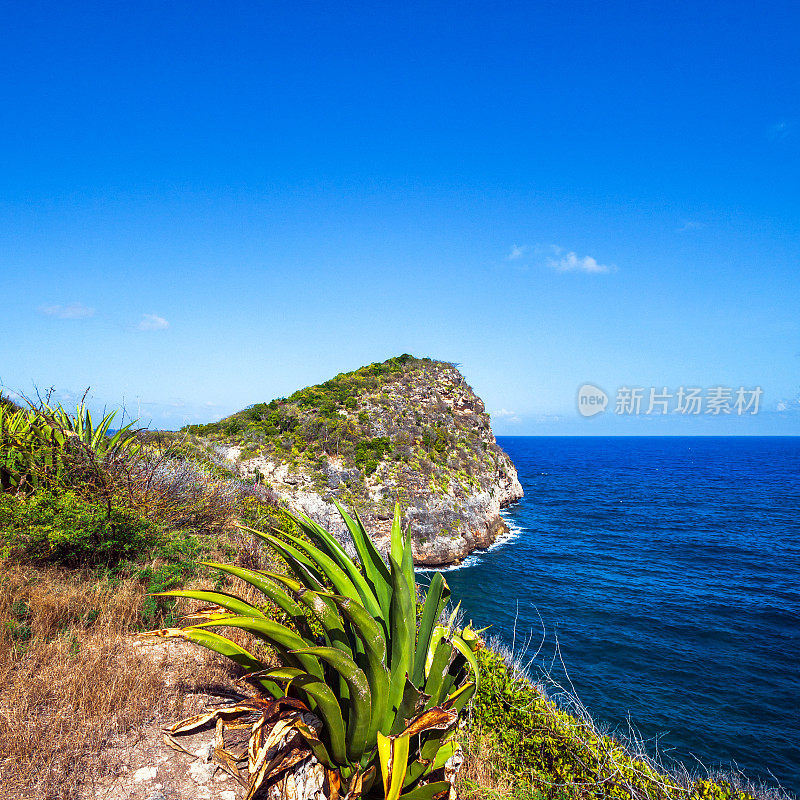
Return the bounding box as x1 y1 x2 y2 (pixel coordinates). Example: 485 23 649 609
186 355 523 566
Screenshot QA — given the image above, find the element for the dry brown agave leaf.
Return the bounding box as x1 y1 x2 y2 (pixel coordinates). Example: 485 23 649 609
247 742 310 800
249 716 300 775
401 707 458 738
246 715 323 800
162 733 201 758
212 717 249 786
166 702 258 734
181 604 233 622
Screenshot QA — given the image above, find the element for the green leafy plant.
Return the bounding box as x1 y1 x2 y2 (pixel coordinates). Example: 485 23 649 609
47 401 139 456
0 402 138 494
144 501 481 799
0 404 67 492
0 490 161 566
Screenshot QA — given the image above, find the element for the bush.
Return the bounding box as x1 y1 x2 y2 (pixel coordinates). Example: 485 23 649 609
0 490 162 567
144 503 478 799
354 436 392 474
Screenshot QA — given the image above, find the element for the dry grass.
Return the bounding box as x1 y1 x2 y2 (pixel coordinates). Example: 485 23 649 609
456 726 528 800
0 564 240 800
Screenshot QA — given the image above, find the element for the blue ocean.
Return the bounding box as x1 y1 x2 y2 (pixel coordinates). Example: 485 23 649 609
430 437 800 794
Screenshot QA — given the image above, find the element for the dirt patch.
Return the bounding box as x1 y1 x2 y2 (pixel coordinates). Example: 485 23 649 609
78 668 250 800
0 565 259 800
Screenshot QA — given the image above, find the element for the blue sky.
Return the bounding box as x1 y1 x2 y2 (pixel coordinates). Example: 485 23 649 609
2 1 798 433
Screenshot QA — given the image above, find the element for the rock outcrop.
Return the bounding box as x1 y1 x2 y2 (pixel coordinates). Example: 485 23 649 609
189 356 523 566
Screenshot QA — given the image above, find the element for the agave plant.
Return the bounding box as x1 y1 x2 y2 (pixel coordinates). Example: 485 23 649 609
144 501 481 800
45 401 139 456
0 402 139 494
0 404 66 492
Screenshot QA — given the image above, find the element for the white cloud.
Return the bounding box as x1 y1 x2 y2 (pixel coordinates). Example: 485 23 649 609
678 220 704 232
507 244 528 261
138 313 169 331
492 408 522 423
548 248 614 274
38 302 95 319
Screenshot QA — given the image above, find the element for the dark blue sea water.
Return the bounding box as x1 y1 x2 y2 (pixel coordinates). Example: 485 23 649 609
429 437 800 794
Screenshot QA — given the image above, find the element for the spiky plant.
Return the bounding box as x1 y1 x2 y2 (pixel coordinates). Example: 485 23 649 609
45 402 139 456
0 404 66 492
144 501 481 800
0 402 138 494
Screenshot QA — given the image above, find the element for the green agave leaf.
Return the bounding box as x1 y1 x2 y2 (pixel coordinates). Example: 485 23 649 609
390 503 404 569
403 735 452 788
378 731 410 800
292 646 371 763
153 589 266 618
292 510 384 618
295 719 336 770
296 587 352 655
284 672 348 767
444 680 475 714
450 634 480 695
412 572 450 687
401 519 415 603
263 571 351 654
386 553 415 728
423 636 454 709
448 634 480 709
427 738 457 773
324 592 389 747
333 499 392 619
424 625 449 680
199 562 308 631
398 780 451 799
390 679 427 736
238 524 327 588
262 528 384 623
191 616 322 679
445 602 461 630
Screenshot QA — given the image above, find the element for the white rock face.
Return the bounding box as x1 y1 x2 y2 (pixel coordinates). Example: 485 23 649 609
132 766 157 782
189 760 216 784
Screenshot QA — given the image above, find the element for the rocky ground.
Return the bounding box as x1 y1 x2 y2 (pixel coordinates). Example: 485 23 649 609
77 640 252 800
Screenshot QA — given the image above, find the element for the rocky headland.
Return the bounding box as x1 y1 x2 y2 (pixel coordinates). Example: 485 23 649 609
185 355 522 566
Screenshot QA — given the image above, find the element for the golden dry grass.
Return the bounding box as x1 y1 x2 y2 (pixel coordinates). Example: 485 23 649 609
456 726 521 800
0 564 238 800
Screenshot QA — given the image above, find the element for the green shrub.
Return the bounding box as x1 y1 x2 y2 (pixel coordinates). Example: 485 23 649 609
355 437 392 474
0 490 162 567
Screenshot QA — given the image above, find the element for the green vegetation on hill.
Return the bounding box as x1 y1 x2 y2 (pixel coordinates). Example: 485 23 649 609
183 354 507 510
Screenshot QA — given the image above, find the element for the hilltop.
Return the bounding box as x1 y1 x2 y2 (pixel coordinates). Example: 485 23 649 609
185 354 522 565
